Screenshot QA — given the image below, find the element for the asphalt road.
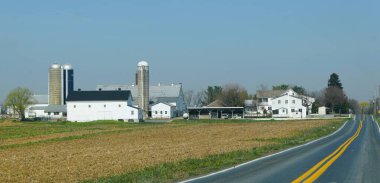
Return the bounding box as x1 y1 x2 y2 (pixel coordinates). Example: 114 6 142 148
183 115 380 183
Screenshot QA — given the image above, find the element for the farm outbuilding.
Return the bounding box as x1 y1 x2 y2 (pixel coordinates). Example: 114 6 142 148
187 107 245 120
66 90 143 122
151 103 176 119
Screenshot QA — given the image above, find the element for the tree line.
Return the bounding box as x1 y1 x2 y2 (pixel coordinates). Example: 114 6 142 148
185 73 360 114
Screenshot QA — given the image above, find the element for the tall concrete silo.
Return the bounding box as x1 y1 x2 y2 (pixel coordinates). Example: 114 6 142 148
137 61 149 118
63 64 74 104
49 64 63 105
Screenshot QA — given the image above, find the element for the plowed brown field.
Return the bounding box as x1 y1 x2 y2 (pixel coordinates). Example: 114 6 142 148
0 120 340 182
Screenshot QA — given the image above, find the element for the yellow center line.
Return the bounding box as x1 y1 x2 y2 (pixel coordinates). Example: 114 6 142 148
292 121 363 183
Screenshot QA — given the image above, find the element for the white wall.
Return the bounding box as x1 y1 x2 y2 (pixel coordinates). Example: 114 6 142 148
272 95 307 118
25 104 49 118
67 101 142 122
152 103 175 119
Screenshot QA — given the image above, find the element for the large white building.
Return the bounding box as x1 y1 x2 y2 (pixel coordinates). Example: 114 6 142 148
255 89 315 118
96 83 187 117
66 90 143 122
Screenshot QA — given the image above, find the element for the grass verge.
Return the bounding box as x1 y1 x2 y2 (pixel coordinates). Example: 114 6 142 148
85 119 345 183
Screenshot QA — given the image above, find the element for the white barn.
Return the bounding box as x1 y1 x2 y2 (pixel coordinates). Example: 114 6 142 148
151 103 176 119
66 90 143 122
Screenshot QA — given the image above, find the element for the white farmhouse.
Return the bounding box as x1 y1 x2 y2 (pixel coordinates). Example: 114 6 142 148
256 90 287 114
66 90 143 122
271 95 307 118
151 103 176 119
271 89 315 118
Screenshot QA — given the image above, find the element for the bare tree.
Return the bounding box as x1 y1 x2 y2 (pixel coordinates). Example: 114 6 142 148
324 86 348 114
190 91 205 107
348 99 360 114
257 84 268 91
4 87 35 121
184 90 194 107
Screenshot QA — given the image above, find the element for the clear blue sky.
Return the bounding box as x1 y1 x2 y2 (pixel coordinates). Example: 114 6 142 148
1 0 380 102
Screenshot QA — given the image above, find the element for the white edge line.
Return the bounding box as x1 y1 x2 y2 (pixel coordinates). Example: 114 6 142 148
180 119 350 183
372 115 380 133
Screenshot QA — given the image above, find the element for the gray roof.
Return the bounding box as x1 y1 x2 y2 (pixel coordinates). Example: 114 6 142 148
32 95 49 104
44 105 67 113
153 102 176 107
207 100 226 107
96 84 183 99
256 90 287 98
29 106 47 111
154 97 178 104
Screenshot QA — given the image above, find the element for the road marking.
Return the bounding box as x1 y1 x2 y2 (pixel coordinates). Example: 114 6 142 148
180 120 349 183
372 115 380 133
292 121 363 183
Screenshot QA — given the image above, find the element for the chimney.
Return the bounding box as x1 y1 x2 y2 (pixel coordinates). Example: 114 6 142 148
99 88 102 91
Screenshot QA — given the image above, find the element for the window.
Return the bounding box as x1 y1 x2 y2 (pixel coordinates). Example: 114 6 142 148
292 100 296 104
263 98 268 102
268 107 272 111
165 111 168 114
291 109 295 112
160 111 163 114
119 104 121 108
285 100 288 104
131 111 134 115
104 105 107 108
278 100 281 104
74 105 76 108
282 109 285 113
299 109 302 112
48 112 51 115
88 105 91 108
54 112 59 115
155 111 158 114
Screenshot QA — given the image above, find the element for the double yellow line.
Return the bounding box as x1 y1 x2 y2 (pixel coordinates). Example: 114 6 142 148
292 120 363 183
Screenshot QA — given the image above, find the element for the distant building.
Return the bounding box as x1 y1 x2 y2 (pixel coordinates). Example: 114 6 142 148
256 90 287 114
63 64 74 104
188 99 245 119
25 95 49 118
44 105 67 119
271 95 306 118
66 90 142 122
49 64 63 105
49 64 74 105
269 89 315 118
151 103 176 119
137 61 149 118
318 106 328 115
96 83 187 117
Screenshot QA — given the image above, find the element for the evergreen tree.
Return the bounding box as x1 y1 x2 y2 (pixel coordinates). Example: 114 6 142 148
328 73 343 89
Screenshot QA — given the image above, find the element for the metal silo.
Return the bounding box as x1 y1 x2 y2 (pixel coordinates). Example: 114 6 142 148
137 61 149 118
49 64 63 105
63 64 74 104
